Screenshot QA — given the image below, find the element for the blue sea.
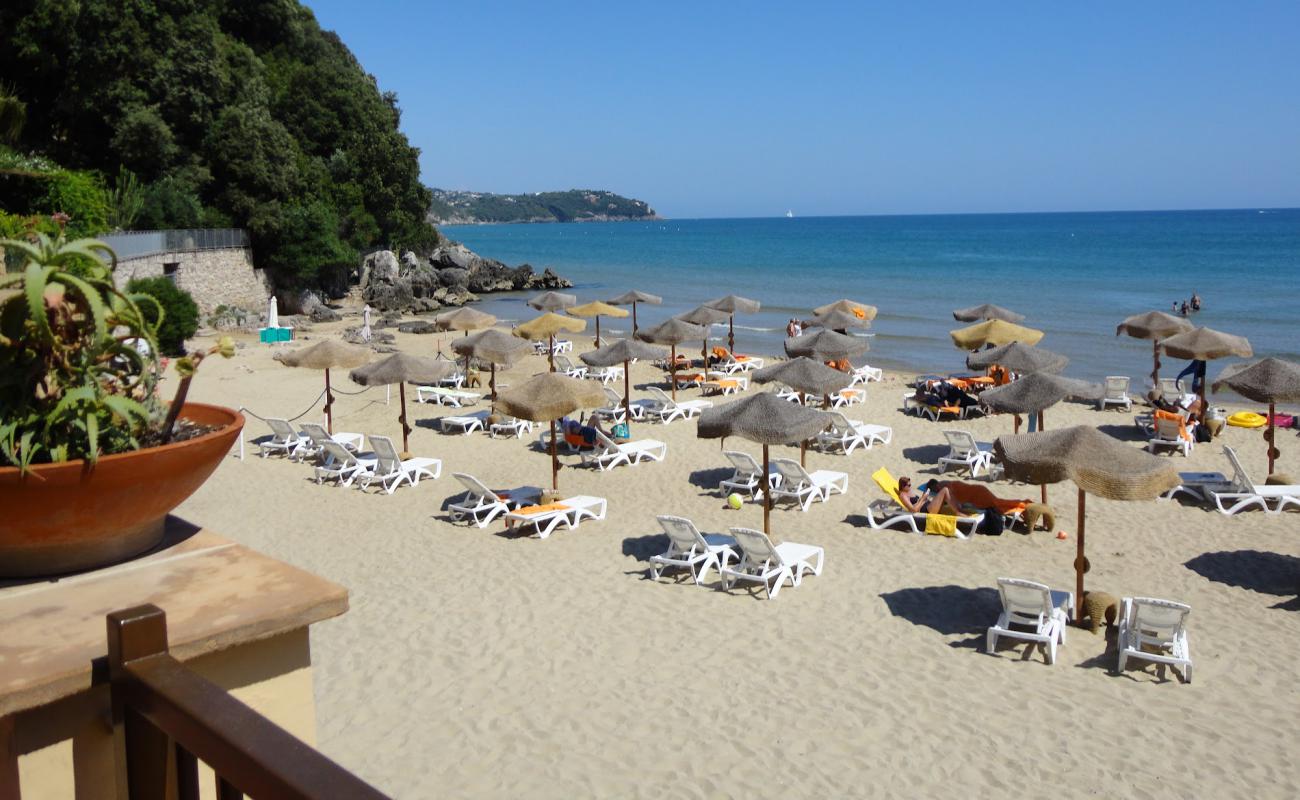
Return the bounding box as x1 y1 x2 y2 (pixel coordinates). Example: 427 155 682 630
443 209 1300 391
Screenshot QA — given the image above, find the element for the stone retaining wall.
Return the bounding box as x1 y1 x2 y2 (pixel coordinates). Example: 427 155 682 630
113 247 270 315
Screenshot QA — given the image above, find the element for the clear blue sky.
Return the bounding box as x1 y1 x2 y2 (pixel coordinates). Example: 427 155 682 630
305 1 1300 218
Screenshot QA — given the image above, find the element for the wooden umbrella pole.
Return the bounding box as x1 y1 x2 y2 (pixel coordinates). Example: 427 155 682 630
1013 414 1021 434
1268 401 1276 475
762 443 771 534
595 316 601 348
489 364 496 401
548 334 555 371
550 419 558 491
1152 340 1161 385
632 303 638 335
729 315 735 354
399 382 410 453
800 440 806 468
1075 488 1086 624
1039 410 1048 504
670 345 678 400
324 368 334 434
623 359 632 423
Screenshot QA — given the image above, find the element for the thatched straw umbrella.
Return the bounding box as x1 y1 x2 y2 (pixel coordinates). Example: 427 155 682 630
527 291 577 312
608 289 662 335
1213 357 1300 475
752 358 851 465
350 354 455 454
1159 326 1253 413
967 342 1067 376
813 299 878 321
953 303 1026 323
805 309 871 333
704 294 761 353
950 319 1044 350
495 373 605 491
980 372 1094 502
677 305 731 359
697 394 833 533
580 338 668 423
1116 311 1194 385
436 307 498 377
784 329 869 362
451 329 532 400
567 300 629 348
275 340 371 434
514 313 587 371
994 426 1180 624
636 318 707 400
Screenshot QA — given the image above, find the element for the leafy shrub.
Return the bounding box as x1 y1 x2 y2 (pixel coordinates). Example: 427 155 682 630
127 277 200 355
42 170 110 237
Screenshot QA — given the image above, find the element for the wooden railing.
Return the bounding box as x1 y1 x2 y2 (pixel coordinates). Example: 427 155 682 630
107 604 388 800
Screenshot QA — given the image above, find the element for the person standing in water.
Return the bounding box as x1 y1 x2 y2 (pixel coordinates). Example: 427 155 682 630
1190 291 1201 311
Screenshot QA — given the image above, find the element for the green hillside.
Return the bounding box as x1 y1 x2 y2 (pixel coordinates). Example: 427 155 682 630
430 188 658 224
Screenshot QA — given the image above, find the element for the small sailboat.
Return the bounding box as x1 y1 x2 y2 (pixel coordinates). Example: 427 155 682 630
785 209 794 218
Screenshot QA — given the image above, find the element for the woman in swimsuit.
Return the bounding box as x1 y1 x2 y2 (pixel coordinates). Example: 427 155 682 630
897 477 957 514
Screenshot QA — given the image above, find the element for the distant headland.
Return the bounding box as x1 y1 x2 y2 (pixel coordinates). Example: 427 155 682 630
428 188 660 225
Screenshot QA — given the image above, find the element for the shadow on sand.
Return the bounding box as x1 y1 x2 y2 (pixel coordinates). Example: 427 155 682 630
1185 550 1300 610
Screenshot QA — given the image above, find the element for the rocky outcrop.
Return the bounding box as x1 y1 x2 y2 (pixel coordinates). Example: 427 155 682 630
357 243 572 314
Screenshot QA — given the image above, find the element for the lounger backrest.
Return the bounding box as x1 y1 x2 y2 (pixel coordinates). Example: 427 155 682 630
943 430 978 457
453 472 496 502
299 422 330 446
267 418 297 441
997 578 1052 627
1221 446 1257 493
728 527 783 569
1129 597 1190 646
555 355 575 371
1105 376 1130 397
369 435 400 474
870 466 904 507
603 387 622 407
1158 377 1182 396
771 458 813 489
657 515 706 553
828 412 855 435
593 429 622 454
319 440 355 468
1154 416 1183 441
723 450 762 479
647 386 675 408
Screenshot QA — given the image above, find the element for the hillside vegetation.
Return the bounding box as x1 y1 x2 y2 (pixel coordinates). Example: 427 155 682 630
0 0 436 288
430 188 657 224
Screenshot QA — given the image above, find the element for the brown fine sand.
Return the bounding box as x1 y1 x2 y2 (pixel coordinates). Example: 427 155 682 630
177 320 1300 799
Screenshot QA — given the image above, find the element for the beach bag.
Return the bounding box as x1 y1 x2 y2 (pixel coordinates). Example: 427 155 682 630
611 422 630 440
1195 424 1212 444
976 509 1004 536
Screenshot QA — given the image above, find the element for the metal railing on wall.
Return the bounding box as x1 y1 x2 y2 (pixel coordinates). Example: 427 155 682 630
99 229 250 261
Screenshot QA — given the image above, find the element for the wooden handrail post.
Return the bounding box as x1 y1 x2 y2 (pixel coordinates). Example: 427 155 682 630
107 605 171 800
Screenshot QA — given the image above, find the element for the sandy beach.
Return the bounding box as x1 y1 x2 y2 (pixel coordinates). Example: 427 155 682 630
174 319 1300 799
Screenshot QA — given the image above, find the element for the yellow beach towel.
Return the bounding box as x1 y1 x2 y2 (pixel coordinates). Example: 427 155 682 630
871 467 903 506
925 514 959 536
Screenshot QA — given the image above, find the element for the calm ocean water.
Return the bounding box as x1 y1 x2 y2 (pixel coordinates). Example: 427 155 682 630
444 210 1300 393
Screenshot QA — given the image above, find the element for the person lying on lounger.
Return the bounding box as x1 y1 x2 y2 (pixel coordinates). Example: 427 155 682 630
897 477 957 514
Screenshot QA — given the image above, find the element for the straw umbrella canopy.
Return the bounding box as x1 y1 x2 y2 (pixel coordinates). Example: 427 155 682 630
1213 357 1300 475
704 294 761 353
514 313 587 371
436 306 498 378
677 305 731 359
805 309 871 333
979 371 1088 500
950 319 1044 350
967 342 1068 375
697 393 833 533
275 340 370 434
752 357 852 403
1160 326 1253 413
953 303 1026 323
813 299 878 321
349 354 455 454
784 329 869 362
1116 311 1194 384
567 300 629 348
451 329 532 399
494 373 606 491
580 338 668 423
636 318 707 400
994 426 1180 623
527 291 577 312
608 289 663 335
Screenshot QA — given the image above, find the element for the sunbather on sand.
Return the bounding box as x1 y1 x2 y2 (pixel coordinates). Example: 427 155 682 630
897 477 957 514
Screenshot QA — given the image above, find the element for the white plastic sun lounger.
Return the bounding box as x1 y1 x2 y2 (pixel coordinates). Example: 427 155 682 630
355 435 441 494
718 527 824 600
1117 596 1193 683
1208 445 1300 515
986 578 1074 666
440 410 489 436
768 458 848 512
489 414 534 439
851 364 883 384
648 515 737 585
866 467 983 538
1097 375 1133 412
645 386 712 424
814 412 892 455
1147 415 1193 457
447 473 541 528
297 422 364 462
580 430 668 471
586 364 625 385
592 386 650 423
936 430 997 478
554 355 588 379
256 417 308 459
416 385 481 408
718 450 783 500
504 494 607 539
313 441 377 487
830 387 866 408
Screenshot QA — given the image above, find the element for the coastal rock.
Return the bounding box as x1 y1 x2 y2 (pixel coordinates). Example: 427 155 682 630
438 267 471 290
401 250 420 269
358 243 568 313
309 305 341 323
397 320 436 334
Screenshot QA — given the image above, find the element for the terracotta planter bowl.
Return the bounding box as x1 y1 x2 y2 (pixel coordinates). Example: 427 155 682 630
0 403 243 578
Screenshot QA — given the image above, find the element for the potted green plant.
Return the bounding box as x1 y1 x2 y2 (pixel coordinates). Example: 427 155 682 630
0 218 243 577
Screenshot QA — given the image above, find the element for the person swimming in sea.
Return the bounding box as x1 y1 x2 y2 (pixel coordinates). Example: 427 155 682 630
1190 291 1201 311
1180 301 1189 316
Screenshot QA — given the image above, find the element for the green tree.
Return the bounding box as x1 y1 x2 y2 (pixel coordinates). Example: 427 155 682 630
127 276 200 355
